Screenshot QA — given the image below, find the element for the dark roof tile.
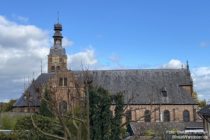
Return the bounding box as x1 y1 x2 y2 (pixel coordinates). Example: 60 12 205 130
198 105 210 116
14 69 196 107
74 69 195 105
13 73 54 107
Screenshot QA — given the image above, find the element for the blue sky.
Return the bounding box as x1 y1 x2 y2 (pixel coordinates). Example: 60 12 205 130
0 0 210 102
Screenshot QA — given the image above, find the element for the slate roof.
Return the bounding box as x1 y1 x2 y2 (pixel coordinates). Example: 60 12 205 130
198 105 210 116
129 122 203 135
13 73 54 107
14 69 196 107
74 69 195 105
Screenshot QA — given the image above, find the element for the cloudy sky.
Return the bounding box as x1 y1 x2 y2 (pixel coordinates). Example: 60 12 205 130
0 0 210 102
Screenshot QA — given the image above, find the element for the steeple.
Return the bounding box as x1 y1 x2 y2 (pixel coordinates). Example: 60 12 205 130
186 60 189 71
48 22 67 73
53 22 63 48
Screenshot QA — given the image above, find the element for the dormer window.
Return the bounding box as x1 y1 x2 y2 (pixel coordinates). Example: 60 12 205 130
161 87 167 97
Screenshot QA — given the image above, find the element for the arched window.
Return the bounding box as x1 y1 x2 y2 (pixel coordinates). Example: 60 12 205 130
59 101 67 113
59 77 68 86
183 110 190 122
51 66 55 71
144 110 151 122
125 110 132 122
163 110 170 122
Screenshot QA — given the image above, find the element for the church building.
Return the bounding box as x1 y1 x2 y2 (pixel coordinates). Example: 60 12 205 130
13 22 199 126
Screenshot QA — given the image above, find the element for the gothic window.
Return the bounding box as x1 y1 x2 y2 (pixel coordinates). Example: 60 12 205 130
51 66 55 71
173 109 176 121
163 110 170 122
59 101 67 113
59 58 62 62
49 58 52 62
144 110 151 122
59 77 68 86
183 110 190 122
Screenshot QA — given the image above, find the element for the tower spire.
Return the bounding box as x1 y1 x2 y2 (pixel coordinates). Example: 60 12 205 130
48 22 67 73
186 60 189 70
53 20 63 48
57 11 60 23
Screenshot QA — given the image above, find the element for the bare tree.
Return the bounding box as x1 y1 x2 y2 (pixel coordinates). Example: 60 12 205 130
25 70 91 140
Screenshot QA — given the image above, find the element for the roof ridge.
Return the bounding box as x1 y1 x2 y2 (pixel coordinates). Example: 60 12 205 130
72 68 188 72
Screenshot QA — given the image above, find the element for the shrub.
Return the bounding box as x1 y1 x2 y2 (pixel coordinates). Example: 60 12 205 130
0 132 18 140
14 115 61 140
144 129 155 137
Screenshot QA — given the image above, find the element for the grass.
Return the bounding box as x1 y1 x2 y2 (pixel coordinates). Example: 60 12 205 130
0 113 24 130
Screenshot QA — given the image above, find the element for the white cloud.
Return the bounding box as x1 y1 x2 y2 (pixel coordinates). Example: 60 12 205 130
50 37 73 48
0 16 50 75
162 59 186 69
68 48 98 70
191 67 210 100
162 59 210 100
192 67 210 76
0 15 86 102
63 37 73 47
0 15 51 101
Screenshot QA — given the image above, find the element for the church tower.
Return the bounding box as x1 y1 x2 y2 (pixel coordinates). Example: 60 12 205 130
48 23 68 73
